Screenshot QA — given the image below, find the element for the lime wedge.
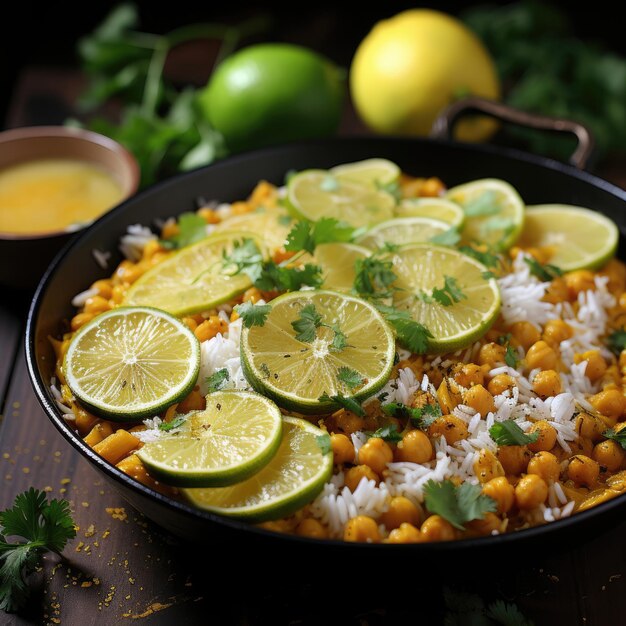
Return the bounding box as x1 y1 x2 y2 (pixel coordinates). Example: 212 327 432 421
241 290 395 414
356 216 452 250
517 204 619 271
446 178 525 251
183 415 333 522
64 307 200 421
314 242 370 292
124 231 262 316
330 158 401 187
213 207 293 251
394 197 465 229
136 390 282 487
391 244 501 353
286 169 396 228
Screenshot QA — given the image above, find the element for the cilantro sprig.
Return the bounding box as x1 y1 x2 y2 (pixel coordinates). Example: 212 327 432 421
291 304 348 352
489 420 539 446
160 212 208 249
423 479 497 530
159 415 187 432
430 275 467 307
366 424 404 443
374 305 433 354
523 256 563 281
607 328 626 355
382 402 441 429
319 392 365 417
337 367 365 391
604 427 626 450
1 489 76 612
235 302 272 328
353 255 397 300
206 368 230 392
285 218 355 255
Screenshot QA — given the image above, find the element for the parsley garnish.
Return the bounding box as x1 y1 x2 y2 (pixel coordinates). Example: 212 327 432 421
285 217 354 255
291 304 348 352
337 367 365 391
607 328 626 355
482 270 496 280
206 368 229 393
458 244 501 268
604 428 626 450
353 255 397 300
0 489 76 612
489 420 539 446
367 424 403 443
431 275 467 307
423 479 497 530
319 392 365 417
430 227 461 247
235 302 272 328
222 237 265 282
159 415 186 431
382 402 441 429
160 212 207 249
315 434 332 455
376 305 433 354
524 256 563 281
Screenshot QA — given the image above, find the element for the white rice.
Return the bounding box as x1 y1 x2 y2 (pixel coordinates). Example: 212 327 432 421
119 224 158 261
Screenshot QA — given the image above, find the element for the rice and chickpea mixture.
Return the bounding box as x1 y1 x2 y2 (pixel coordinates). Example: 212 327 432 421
49 163 626 544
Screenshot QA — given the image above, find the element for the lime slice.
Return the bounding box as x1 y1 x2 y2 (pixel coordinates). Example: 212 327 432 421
330 158 401 187
394 197 465 229
213 207 293 251
64 307 200 421
446 178 525 251
356 216 452 250
183 415 333 521
136 390 282 487
286 169 396 228
314 242 370 292
241 290 395 414
391 244 501 353
516 204 619 271
124 231 261 316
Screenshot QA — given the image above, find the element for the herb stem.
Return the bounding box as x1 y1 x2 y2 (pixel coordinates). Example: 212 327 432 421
142 40 169 117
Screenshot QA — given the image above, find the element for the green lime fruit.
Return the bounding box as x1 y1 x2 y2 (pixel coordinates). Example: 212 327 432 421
199 43 345 152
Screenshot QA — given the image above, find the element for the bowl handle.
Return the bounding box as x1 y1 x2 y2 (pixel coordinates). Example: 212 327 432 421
430 96 595 170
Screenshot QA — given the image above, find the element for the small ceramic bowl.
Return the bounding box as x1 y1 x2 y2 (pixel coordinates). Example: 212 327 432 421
0 126 140 290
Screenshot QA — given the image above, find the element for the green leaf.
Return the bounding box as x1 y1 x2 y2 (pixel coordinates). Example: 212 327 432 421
222 238 265 282
430 227 461 247
367 424 403 443
458 245 501 269
464 191 499 217
162 212 207 249
206 368 230 393
523 256 563 281
383 402 442 429
319 393 365 417
375 305 433 354
235 302 272 328
291 304 323 342
431 275 467 307
254 262 323 292
159 415 186 432
316 434 332 455
504 345 519 368
328 324 349 352
285 218 355 255
336 367 365 391
423 479 497 530
489 420 539 446
486 599 535 626
607 328 626 355
353 256 397 299
604 427 626 450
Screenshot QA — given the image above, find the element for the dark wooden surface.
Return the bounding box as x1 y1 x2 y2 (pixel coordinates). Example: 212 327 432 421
2 66 626 626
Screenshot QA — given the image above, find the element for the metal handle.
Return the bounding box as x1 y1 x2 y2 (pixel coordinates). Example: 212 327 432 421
430 96 595 170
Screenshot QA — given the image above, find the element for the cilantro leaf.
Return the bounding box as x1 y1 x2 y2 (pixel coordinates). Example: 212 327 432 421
235 302 272 328
383 402 442 429
206 368 230 393
0 489 76 612
284 220 312 253
375 305 433 354
458 245 501 268
284 218 354 254
430 227 461 247
604 428 626 450
316 434 332 455
431 275 467 307
608 328 626 355
463 190 499 217
337 367 365 391
160 212 207 249
255 262 323 292
353 256 397 299
489 420 539 446
319 392 365 417
222 238 264 282
367 424 403 443
504 345 519 368
524 256 563 281
486 599 535 626
328 324 349 352
159 415 186 432
423 479 497 530
291 303 322 342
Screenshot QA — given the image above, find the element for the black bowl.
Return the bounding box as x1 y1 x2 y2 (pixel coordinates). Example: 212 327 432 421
25 136 626 564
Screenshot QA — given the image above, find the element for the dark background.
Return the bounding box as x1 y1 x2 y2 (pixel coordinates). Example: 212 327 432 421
2 0 625 126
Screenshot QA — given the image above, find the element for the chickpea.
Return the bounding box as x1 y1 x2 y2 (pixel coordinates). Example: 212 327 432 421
487 373 517 396
574 351 607 383
115 260 142 285
525 340 558 372
420 515 456 542
194 316 228 343
428 415 469 445
197 207 221 224
421 177 446 197
358 437 393 476
141 238 163 259
542 319 573 346
515 474 548 509
509 321 541 351
532 370 562 398
330 433 355 465
344 465 378 492
395 429 433 464
91 279 113 300
478 342 507 366
599 258 626 294
463 384 496 417
436 378 463 414
527 420 558 452
473 448 505 484
542 276 569 304
296 518 328 539
386 522 423 544
176 389 206 413
465 512 502 536
242 286 262 303
527 451 561 483
182 316 198 331
160 219 179 240
576 411 608 442
452 363 484 388
567 455 600 487
380 496 422 531
590 389 626 421
497 445 531 475
70 312 94 332
482 476 515 515
343 515 380 543
592 440 625 472
564 269 596 298
111 284 126 304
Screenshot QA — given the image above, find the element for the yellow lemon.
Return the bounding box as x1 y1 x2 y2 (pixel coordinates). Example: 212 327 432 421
349 9 501 142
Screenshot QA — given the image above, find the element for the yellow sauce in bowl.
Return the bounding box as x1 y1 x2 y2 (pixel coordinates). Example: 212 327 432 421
0 158 124 235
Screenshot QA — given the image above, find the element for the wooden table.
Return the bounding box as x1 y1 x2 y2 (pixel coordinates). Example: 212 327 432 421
2 67 626 626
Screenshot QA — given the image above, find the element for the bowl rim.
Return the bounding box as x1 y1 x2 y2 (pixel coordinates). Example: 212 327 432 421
0 125 140 241
24 134 626 551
